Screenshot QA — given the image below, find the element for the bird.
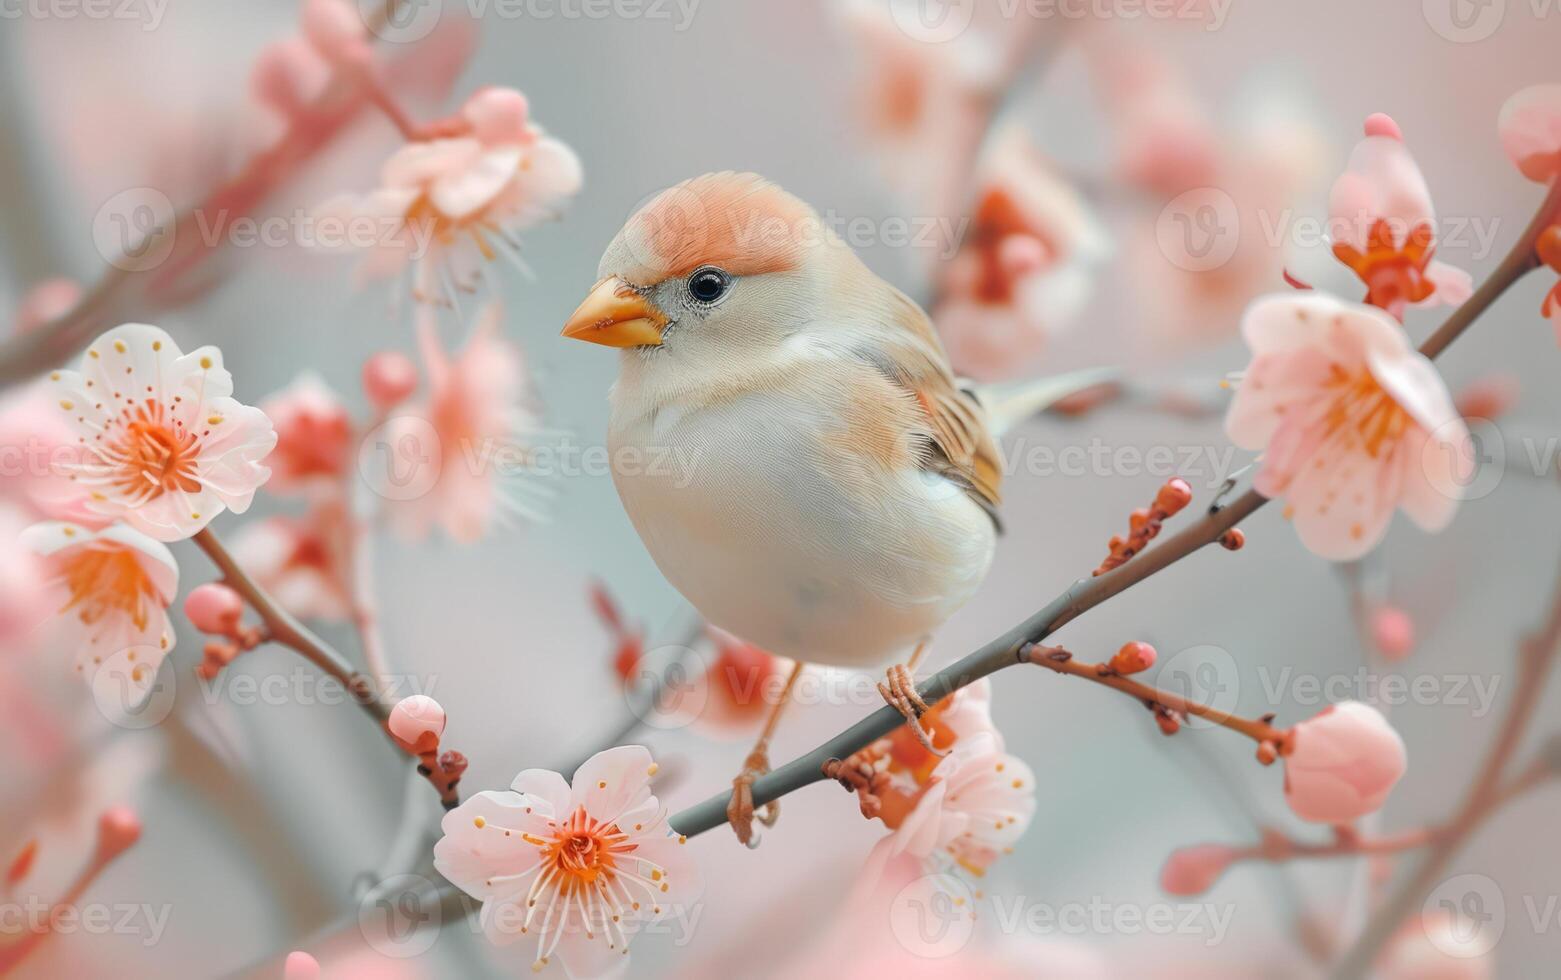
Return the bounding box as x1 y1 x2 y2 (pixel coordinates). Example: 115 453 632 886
562 172 1109 844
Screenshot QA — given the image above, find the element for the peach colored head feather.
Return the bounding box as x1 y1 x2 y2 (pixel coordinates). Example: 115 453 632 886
605 172 816 284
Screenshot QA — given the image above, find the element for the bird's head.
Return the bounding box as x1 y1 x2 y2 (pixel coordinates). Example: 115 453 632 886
562 173 862 364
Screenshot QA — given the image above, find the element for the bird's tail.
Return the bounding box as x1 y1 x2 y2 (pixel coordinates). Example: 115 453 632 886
968 366 1121 439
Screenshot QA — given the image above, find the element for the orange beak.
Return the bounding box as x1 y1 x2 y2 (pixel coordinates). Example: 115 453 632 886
561 277 667 348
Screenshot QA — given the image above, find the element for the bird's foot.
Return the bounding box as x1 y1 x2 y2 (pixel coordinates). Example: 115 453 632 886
726 747 777 847
878 663 947 757
822 751 888 819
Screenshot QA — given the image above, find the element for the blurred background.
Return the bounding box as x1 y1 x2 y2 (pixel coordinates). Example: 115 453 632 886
0 0 1558 976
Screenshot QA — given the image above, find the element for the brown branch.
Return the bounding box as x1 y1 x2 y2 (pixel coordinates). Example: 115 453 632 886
1026 644 1286 747
668 171 1561 842
1334 550 1561 977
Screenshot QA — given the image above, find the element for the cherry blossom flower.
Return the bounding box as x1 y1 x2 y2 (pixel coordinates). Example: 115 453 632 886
1225 292 1473 560
46 324 277 542
934 127 1109 380
23 521 178 694
862 731 1035 889
1498 83 1561 184
1282 701 1406 823
382 305 546 543
1328 120 1471 315
316 87 582 302
433 745 700 977
227 503 352 622
260 374 353 497
0 384 101 525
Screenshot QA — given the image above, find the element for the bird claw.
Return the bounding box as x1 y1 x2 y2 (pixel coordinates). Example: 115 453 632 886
879 663 946 757
727 747 776 846
822 752 886 819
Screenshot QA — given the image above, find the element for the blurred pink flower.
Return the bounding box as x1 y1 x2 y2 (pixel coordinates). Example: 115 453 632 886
1283 701 1406 823
384 305 543 543
1225 293 1472 560
1159 843 1237 896
1498 84 1561 184
1328 121 1471 315
660 628 790 739
260 373 354 496
23 521 178 694
47 324 276 542
935 128 1108 380
433 745 700 976
0 504 45 646
13 279 82 336
316 87 581 301
1093 43 1220 198
300 0 370 67
1369 605 1416 661
0 385 99 525
227 503 352 622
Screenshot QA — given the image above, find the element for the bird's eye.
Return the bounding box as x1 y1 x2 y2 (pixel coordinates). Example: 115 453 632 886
686 266 731 304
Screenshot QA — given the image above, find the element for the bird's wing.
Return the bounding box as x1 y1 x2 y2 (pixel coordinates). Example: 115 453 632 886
850 288 1004 525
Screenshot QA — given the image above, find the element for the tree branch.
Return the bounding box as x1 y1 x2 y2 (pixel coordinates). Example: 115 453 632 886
668 178 1561 841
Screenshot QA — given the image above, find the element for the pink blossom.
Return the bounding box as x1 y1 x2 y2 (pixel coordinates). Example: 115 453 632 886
657 628 791 739
433 745 700 976
260 373 353 496
47 324 277 542
1159 844 1237 896
316 88 581 300
300 0 370 67
1498 84 1561 184
1328 122 1471 313
1225 293 1473 560
934 127 1107 380
0 384 100 524
227 504 352 622
862 732 1035 889
23 520 178 694
1283 702 1407 823
384 305 543 543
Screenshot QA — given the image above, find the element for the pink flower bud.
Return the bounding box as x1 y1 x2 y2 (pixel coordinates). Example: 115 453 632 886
96 806 142 860
301 0 370 66
1370 605 1416 661
185 583 245 635
362 351 419 412
1283 702 1406 823
1455 373 1520 421
284 952 322 980
1109 641 1157 675
15 278 81 334
1363 112 1403 141
389 695 446 754
462 87 532 146
1498 84 1561 184
1159 844 1235 896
